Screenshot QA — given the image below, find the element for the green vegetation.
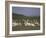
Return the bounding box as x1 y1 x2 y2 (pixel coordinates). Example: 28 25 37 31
12 13 40 22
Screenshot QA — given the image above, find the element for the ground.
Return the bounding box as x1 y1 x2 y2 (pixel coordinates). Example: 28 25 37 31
12 26 40 31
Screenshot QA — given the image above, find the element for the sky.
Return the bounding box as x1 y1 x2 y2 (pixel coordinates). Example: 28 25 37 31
12 7 40 16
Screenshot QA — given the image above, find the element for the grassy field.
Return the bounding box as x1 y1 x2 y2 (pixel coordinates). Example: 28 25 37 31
12 13 40 31
12 26 40 31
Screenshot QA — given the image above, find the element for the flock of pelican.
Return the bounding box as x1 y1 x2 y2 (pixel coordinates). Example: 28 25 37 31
12 19 40 27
